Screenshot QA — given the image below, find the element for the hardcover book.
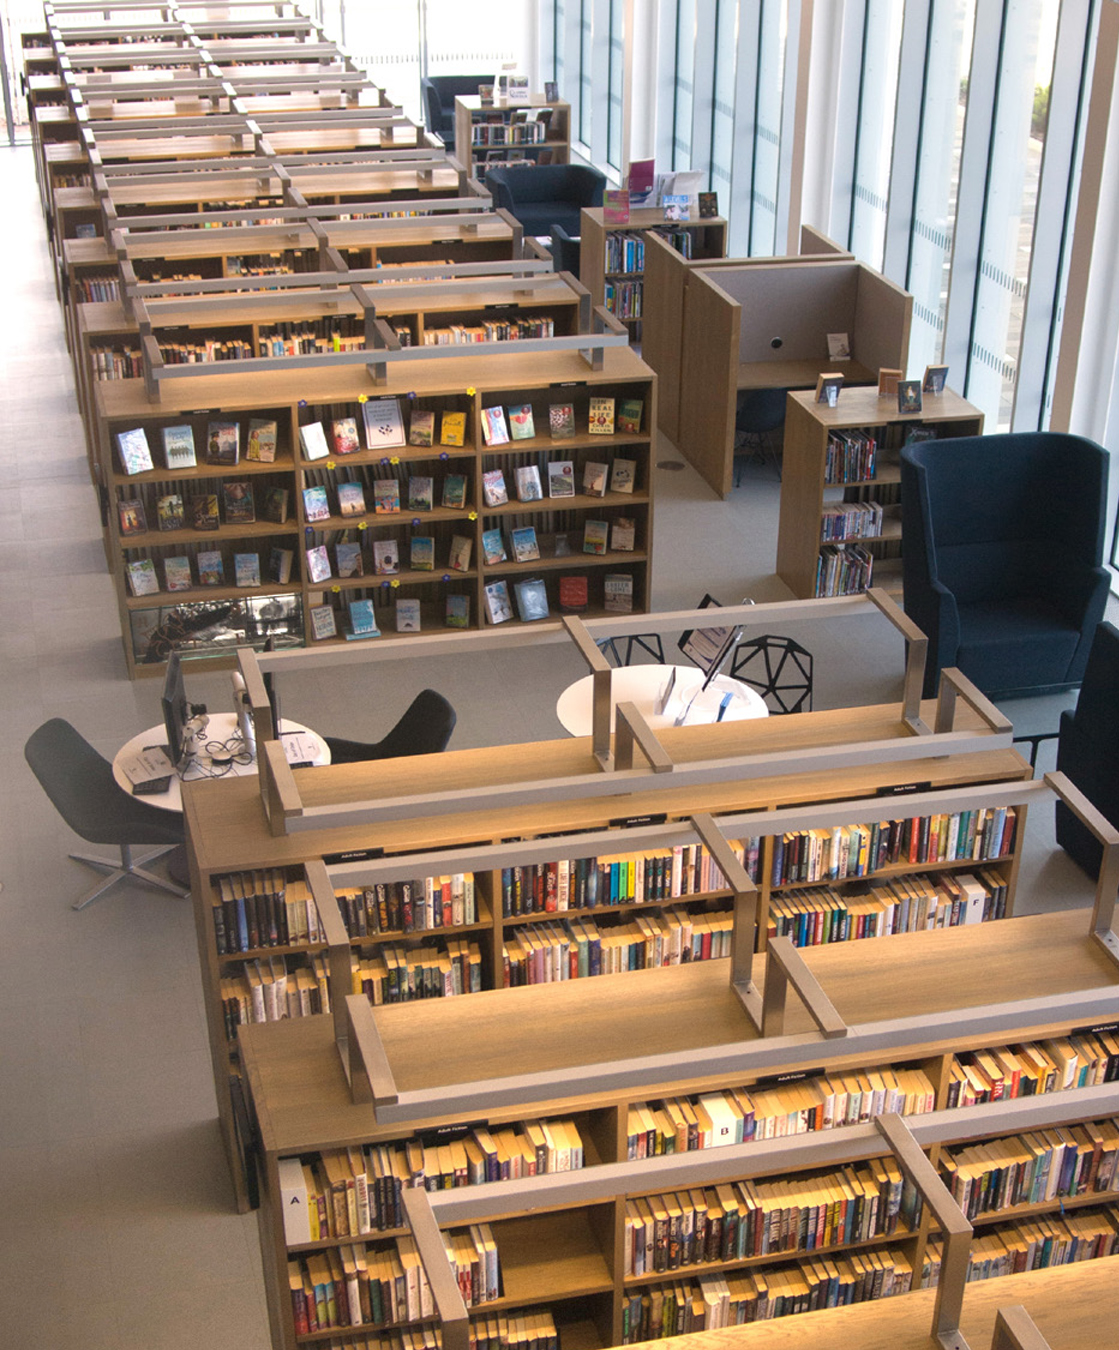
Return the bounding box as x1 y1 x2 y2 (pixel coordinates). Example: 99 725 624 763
310 604 337 640
189 493 220 531
445 594 470 628
547 460 575 498
611 516 637 551
234 552 261 587
814 372 844 407
603 189 630 224
610 458 637 494
548 403 576 439
408 410 436 446
269 547 294 584
407 476 434 512
510 525 540 563
126 558 159 596
331 416 361 455
448 535 473 571
373 478 401 514
583 519 609 555
508 403 536 441
117 498 147 535
442 473 468 509
116 427 154 475
299 420 330 461
395 598 422 632
410 536 435 571
161 424 196 470
260 484 289 524
305 543 332 584
156 493 185 531
583 461 609 496
481 405 510 446
481 527 507 565
897 379 923 414
440 411 467 447
484 579 514 625
302 485 331 523
221 480 255 525
206 420 239 465
197 550 224 585
335 540 364 578
514 576 550 622
347 598 380 640
362 397 406 449
698 191 719 218
372 539 400 574
923 363 949 394
588 397 616 435
245 418 278 464
616 399 644 434
481 468 508 507
604 572 634 612
558 574 589 611
337 481 367 517
164 555 193 592
514 464 543 502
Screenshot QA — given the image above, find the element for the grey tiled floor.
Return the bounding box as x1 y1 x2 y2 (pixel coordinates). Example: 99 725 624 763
0 144 1103 1349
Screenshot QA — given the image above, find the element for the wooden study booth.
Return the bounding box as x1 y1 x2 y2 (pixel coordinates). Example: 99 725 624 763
187 604 1119 1349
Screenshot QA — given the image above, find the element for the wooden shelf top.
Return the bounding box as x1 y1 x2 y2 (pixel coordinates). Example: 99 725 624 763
582 206 728 231
788 385 983 428
94 344 653 420
738 358 876 392
240 909 1112 1156
183 700 1027 872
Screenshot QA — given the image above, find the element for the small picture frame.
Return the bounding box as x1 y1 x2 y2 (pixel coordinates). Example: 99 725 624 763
878 368 903 399
544 80 559 103
814 372 844 408
897 379 923 414
923 364 949 395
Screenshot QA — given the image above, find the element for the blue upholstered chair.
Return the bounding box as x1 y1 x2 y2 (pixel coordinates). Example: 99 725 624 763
484 164 606 239
899 432 1110 699
420 75 489 142
1054 620 1119 876
548 223 581 275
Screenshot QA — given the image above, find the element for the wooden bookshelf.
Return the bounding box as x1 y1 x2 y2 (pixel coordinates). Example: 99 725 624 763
93 344 655 674
579 206 728 339
776 386 985 600
454 94 571 182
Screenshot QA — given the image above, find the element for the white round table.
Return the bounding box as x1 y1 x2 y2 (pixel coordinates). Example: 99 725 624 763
113 713 330 811
555 663 769 736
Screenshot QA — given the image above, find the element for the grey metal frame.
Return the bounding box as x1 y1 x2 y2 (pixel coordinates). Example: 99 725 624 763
991 1305 1053 1350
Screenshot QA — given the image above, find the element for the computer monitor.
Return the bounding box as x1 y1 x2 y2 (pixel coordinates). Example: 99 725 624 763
161 649 190 769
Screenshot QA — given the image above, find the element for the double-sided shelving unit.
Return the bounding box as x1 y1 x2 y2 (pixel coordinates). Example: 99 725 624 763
453 94 571 182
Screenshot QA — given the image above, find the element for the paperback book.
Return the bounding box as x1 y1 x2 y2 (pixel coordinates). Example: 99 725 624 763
161 424 197 470
445 594 470 628
222 481 255 525
302 485 331 523
156 493 185 531
481 527 507 565
616 399 644 434
117 498 147 535
126 558 159 597
373 479 401 514
407 476 434 512
305 544 332 584
234 552 261 588
547 460 575 498
440 411 467 447
372 539 400 574
395 598 422 632
514 577 550 622
189 494 220 531
347 598 380 640
611 516 637 551
588 397 616 435
583 461 609 497
481 468 508 507
116 427 154 475
331 416 361 456
604 572 634 612
299 421 330 461
269 547 294 584
197 550 224 585
558 574 589 611
603 188 630 224
514 464 543 502
448 535 473 571
583 519 609 555
442 473 468 509
481 405 510 446
548 403 576 439
610 458 637 494
510 525 540 563
164 555 193 592
260 485 289 525
245 418 277 464
408 409 436 447
484 579 514 625
508 403 536 440
410 536 435 571
337 481 367 517
362 397 406 449
335 540 363 578
309 604 337 640
206 420 239 465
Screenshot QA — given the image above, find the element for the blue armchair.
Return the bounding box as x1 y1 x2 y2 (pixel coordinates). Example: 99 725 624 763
484 164 606 239
420 75 490 143
899 431 1110 699
1055 620 1119 876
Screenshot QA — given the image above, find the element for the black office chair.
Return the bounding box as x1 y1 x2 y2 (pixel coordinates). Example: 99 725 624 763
24 718 188 911
324 689 457 765
733 388 787 484
594 633 665 667
731 634 814 714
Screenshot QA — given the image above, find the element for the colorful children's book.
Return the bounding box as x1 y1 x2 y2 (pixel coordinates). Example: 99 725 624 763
508 403 536 441
245 418 278 463
234 552 261 587
116 427 154 475
481 405 510 446
362 397 406 449
347 598 380 640
302 485 331 523
337 481 367 517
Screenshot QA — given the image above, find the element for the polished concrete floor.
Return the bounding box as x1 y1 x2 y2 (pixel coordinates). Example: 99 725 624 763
0 142 1107 1349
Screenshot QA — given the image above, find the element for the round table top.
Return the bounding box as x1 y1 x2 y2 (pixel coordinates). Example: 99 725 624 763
555 663 769 737
113 712 329 811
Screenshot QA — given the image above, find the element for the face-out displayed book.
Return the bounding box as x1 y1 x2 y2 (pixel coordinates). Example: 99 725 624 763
484 578 514 625
116 427 154 475
514 576 549 622
164 555 193 592
448 535 473 572
583 519 609 555
588 396 616 435
126 557 159 596
395 597 421 632
410 535 435 571
408 409 435 447
407 476 434 512
549 402 575 439
583 461 608 497
157 493 184 531
234 552 260 588
617 399 644 435
362 397 406 449
260 485 289 525
610 458 637 493
335 540 363 578
604 572 634 612
309 604 337 641
190 493 220 531
558 574 588 611
245 418 277 464
331 416 361 456
117 498 146 535
611 516 637 551
373 479 401 514
197 550 224 586
269 547 293 584
481 527 507 565
372 539 399 574
206 420 239 465
161 424 196 470
548 460 575 498
347 598 380 640
508 403 535 441
482 468 508 507
222 481 255 525
481 405 510 446
440 411 467 447
442 473 468 509
302 485 331 523
445 594 470 628
510 525 540 563
305 543 332 584
515 465 543 502
299 421 330 461
337 481 366 518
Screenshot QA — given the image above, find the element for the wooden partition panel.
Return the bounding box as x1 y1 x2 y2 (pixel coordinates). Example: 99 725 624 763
715 262 860 366
799 223 851 255
854 266 914 376
677 269 741 496
640 231 692 444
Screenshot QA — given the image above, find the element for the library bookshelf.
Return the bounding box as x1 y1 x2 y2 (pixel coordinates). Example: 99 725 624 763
94 343 656 675
579 207 728 338
453 95 571 182
776 386 985 600
237 904 1119 1350
183 683 1035 1215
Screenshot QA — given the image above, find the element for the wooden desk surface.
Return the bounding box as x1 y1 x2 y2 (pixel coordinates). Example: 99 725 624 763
737 358 875 391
